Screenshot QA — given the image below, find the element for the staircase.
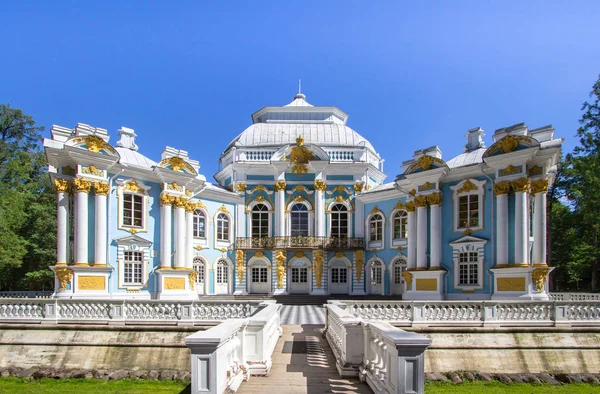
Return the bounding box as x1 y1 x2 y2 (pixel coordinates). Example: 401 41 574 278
206 294 402 305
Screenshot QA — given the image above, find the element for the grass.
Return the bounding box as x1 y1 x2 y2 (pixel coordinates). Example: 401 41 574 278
425 381 600 393
0 377 190 394
1 377 599 393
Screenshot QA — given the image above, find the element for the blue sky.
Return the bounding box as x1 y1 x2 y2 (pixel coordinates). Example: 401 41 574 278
2 1 599 182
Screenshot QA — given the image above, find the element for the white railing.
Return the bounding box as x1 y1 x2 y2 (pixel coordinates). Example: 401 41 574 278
185 302 282 394
550 293 600 301
0 299 261 325
327 150 355 162
241 150 276 162
0 291 53 299
326 302 431 394
341 300 600 327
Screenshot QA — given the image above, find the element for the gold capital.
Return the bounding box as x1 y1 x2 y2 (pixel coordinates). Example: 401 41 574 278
531 179 549 195
235 182 247 193
414 195 428 208
511 178 530 193
160 193 174 206
405 201 416 212
174 196 188 208
427 192 442 206
274 180 287 192
93 182 110 196
54 179 71 194
73 178 92 193
353 182 364 193
494 181 511 195
313 179 327 191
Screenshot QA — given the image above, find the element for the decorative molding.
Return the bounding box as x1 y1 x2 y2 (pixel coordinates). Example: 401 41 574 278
164 277 185 290
93 182 110 196
217 204 232 215
353 182 364 193
55 268 72 291
497 277 526 292
274 250 286 288
174 196 188 209
419 182 436 192
166 183 183 192
274 180 287 192
289 136 314 174
77 276 105 291
188 271 197 290
254 251 265 258
314 250 324 288
456 179 478 194
405 201 416 212
427 192 442 206
235 182 247 193
402 271 412 290
313 180 327 191
499 165 522 177
494 181 511 196
529 165 543 176
532 267 551 292
369 205 382 216
236 250 245 282
82 165 103 177
416 278 437 291
124 180 142 194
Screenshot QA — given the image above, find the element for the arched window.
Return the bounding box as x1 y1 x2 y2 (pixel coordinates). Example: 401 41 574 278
193 210 206 239
216 213 230 241
193 256 205 284
290 204 309 236
369 213 383 242
331 204 348 238
252 204 269 238
216 259 229 284
392 210 408 240
370 260 383 285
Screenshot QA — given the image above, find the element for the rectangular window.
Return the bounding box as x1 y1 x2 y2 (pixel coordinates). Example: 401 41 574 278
458 195 479 229
124 250 143 285
394 265 403 284
458 252 479 286
123 193 144 228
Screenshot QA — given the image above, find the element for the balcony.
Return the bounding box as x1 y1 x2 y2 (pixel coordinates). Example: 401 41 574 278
235 236 364 250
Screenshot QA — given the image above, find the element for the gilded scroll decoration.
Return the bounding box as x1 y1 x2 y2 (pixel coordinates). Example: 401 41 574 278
313 250 324 288
94 182 110 196
456 180 478 194
289 136 314 174
55 268 73 291
274 180 287 192
313 179 326 191
236 250 245 282
275 250 286 288
532 268 551 292
189 271 198 290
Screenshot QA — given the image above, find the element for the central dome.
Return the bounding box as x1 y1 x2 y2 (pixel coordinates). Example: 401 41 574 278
222 94 377 155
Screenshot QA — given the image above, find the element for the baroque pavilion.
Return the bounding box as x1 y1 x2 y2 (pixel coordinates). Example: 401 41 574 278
44 92 562 300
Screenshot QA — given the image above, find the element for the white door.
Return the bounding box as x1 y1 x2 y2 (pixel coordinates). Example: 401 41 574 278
215 260 230 295
290 267 310 294
391 261 407 295
250 267 269 294
330 267 349 294
193 258 205 295
369 261 384 295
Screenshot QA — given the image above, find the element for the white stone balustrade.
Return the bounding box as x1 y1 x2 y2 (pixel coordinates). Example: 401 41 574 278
549 293 600 301
0 299 261 325
0 291 53 299
325 302 432 394
185 302 282 394
340 300 600 327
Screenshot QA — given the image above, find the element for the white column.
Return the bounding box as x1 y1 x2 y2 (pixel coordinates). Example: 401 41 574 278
513 179 530 266
274 180 286 236
532 179 549 266
428 193 442 269
314 180 326 237
407 204 417 270
415 196 428 270
495 182 510 266
54 180 70 266
186 206 194 269
73 178 91 266
160 194 173 269
174 198 186 270
355 200 364 238
94 182 109 266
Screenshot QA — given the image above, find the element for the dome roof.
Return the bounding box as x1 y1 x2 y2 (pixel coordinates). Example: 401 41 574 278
223 93 377 155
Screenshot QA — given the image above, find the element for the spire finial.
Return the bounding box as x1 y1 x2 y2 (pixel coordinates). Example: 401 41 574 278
298 79 302 94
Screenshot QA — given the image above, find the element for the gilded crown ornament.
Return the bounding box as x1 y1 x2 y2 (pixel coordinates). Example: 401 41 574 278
314 179 327 191
274 180 286 192
494 181 511 195
353 182 364 193
84 135 108 153
289 136 314 174
73 178 92 193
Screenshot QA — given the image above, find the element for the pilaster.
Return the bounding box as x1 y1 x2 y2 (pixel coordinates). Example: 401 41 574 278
73 178 91 266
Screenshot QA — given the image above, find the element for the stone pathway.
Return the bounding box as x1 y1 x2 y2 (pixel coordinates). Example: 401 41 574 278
279 305 326 325
238 325 371 394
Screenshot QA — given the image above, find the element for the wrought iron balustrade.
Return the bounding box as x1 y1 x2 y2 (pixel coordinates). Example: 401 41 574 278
235 236 364 250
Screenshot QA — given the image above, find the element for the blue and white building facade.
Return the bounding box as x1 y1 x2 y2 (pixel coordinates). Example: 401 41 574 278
45 93 562 300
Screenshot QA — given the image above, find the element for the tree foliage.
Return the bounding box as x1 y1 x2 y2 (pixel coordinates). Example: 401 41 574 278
0 104 55 290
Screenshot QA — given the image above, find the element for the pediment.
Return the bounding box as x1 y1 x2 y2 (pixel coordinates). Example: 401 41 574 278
114 234 153 247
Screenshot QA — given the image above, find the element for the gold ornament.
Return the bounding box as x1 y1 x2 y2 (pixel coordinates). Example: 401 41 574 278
254 251 265 258
73 178 92 193
185 201 196 212
124 180 141 193
532 267 551 292
82 165 103 176
427 192 442 206
334 195 345 203
405 201 416 212
499 165 521 177
217 204 231 214
314 250 324 288
511 178 530 193
84 135 107 153
275 250 286 288
531 179 549 194
494 181 511 195
529 165 543 176
401 271 412 290
161 157 186 172
248 185 268 194
196 200 206 209
497 135 519 153
417 155 435 171
289 136 314 175
409 189 417 196
188 271 197 290
236 250 245 282
457 180 478 194
93 182 110 196
353 182 364 193
160 194 174 206
167 183 183 192
174 196 188 208
394 200 404 210
235 183 247 193
414 195 428 208
369 205 382 215
355 250 364 282
274 180 287 192
55 268 73 291
314 179 327 191
54 179 71 193
419 182 435 192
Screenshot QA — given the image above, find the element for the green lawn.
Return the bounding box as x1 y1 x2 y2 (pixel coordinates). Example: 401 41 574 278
425 381 600 393
0 378 190 394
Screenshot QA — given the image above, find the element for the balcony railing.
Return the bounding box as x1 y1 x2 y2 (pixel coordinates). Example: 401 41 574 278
235 236 364 250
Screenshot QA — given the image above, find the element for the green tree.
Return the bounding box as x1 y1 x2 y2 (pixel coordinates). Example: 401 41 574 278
564 75 600 292
0 104 55 290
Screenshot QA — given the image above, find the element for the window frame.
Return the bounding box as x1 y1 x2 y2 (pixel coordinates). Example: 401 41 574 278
327 202 352 239
123 250 144 285
117 179 151 234
286 201 314 237
193 210 207 239
366 210 385 249
115 235 152 290
214 208 234 249
450 179 486 233
450 235 487 291
390 209 408 248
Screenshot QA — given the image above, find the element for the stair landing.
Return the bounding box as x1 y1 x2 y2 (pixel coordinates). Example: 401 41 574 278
238 325 371 394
